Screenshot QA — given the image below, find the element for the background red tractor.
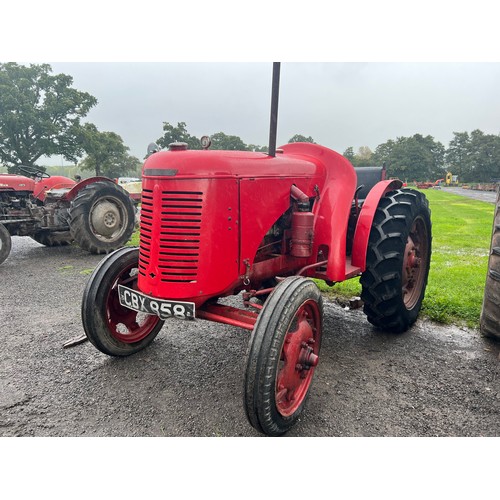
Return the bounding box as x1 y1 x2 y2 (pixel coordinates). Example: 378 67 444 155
0 165 136 265
80 64 432 436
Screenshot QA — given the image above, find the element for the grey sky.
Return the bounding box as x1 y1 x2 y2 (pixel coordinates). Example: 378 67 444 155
44 62 500 165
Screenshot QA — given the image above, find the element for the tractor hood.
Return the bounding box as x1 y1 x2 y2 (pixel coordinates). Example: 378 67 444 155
142 148 322 180
0 174 36 192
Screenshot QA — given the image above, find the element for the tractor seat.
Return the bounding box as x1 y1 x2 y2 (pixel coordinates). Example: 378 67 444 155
353 166 386 202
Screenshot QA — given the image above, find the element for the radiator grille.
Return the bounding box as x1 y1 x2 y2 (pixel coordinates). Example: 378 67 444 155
139 189 203 283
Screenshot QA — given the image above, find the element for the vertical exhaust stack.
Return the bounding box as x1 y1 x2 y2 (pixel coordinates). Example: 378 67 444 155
268 62 281 157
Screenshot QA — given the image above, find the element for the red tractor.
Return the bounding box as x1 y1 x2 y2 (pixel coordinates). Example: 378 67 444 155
81 65 432 436
0 165 136 265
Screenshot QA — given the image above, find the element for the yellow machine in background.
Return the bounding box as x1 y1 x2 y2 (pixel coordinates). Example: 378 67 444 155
446 172 458 186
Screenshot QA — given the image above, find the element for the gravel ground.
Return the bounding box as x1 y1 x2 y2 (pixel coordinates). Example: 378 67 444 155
1 236 499 437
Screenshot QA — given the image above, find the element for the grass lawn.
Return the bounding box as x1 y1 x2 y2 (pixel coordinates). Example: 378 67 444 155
128 189 496 329
318 188 495 329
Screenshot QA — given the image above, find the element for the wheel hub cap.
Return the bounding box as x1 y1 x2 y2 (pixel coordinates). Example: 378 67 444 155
276 301 321 417
402 217 428 309
91 201 121 237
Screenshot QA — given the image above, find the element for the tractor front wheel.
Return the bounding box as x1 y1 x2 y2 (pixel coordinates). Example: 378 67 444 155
82 247 164 356
0 224 12 265
244 276 323 436
360 188 432 333
69 181 135 254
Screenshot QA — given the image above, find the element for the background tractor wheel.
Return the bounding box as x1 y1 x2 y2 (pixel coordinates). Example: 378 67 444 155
360 188 432 333
0 224 12 265
82 247 164 356
244 276 323 436
69 181 135 254
31 230 73 247
480 187 500 340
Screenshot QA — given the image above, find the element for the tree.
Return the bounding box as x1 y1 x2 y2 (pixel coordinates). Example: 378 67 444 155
248 144 268 152
78 123 141 178
156 122 201 151
469 130 500 182
446 131 471 180
343 147 355 162
446 130 500 182
372 134 445 181
209 131 248 150
288 134 315 143
354 146 374 167
343 146 373 168
0 62 97 172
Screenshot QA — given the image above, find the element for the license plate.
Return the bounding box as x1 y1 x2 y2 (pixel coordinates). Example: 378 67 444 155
118 285 195 320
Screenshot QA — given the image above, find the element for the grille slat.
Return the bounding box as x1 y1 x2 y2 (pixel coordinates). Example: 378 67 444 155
139 189 203 283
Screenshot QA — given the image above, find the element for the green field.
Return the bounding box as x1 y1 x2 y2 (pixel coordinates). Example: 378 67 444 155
318 188 495 329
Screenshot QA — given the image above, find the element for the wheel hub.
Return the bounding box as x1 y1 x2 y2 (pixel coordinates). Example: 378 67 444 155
276 301 321 416
402 217 428 309
106 263 162 343
91 200 121 237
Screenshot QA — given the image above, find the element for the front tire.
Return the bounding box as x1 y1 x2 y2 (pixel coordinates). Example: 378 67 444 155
360 188 432 333
244 277 323 436
0 224 12 265
70 181 135 254
82 247 164 356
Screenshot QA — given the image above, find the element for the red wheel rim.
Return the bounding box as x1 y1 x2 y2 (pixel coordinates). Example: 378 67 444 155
105 263 161 343
275 299 322 417
402 216 429 309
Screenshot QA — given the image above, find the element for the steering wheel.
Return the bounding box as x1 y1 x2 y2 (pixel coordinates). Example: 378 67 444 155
18 165 51 179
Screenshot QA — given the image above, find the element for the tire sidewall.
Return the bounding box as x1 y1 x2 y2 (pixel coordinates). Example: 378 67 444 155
397 191 432 323
71 182 136 253
245 277 323 435
0 223 12 265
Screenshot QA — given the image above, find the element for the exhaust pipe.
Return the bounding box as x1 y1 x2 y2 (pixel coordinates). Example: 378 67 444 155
268 62 281 157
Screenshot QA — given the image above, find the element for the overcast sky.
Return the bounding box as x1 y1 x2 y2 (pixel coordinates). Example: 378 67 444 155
2 3 500 166
40 62 500 165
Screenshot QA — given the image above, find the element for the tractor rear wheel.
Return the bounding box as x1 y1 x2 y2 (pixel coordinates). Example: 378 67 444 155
480 188 500 339
244 276 323 436
0 223 12 265
82 247 164 356
69 181 135 254
31 230 73 247
360 188 432 333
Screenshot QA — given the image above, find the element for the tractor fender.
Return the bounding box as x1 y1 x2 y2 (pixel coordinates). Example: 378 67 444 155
32 175 76 202
280 142 358 282
351 179 403 271
61 176 118 201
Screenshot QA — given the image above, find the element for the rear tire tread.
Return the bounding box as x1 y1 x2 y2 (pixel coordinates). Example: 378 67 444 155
70 181 135 255
480 194 500 339
360 188 432 333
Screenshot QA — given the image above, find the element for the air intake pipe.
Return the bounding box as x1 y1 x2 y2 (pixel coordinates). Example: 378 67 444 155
290 185 314 258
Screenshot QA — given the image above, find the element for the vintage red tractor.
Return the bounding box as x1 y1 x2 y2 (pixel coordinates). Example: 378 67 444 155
81 65 432 436
0 165 136 265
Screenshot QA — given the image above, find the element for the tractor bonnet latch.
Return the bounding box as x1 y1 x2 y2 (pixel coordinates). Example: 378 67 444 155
241 258 251 286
